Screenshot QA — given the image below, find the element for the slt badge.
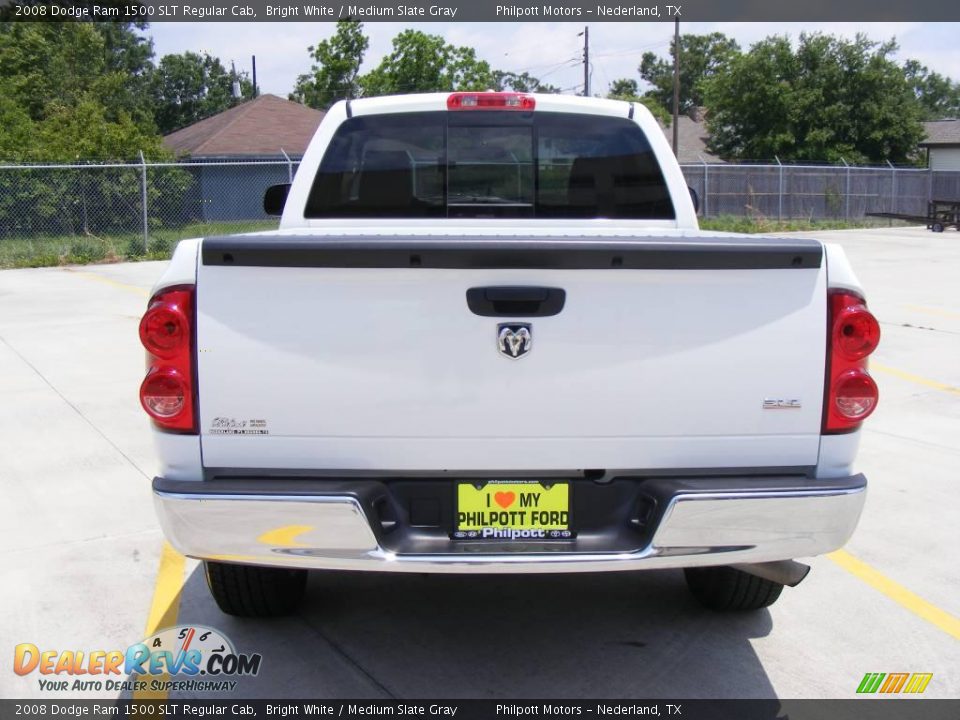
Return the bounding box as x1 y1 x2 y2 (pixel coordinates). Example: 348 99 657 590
497 323 532 359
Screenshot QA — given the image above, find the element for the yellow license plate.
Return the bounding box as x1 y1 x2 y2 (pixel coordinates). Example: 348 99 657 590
454 481 573 540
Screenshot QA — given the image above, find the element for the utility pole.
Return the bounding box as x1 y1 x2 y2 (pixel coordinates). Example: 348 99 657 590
672 18 680 155
582 26 590 97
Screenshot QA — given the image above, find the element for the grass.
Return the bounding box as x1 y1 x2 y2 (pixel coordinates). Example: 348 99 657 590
0 220 279 270
699 215 914 234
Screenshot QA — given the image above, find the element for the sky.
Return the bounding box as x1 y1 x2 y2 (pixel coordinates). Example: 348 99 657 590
148 22 960 100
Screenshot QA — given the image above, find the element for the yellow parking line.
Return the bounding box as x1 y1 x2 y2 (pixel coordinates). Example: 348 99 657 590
132 542 186 701
828 549 960 641
142 542 186 635
63 268 149 298
905 304 960 320
871 363 960 396
67 268 182 699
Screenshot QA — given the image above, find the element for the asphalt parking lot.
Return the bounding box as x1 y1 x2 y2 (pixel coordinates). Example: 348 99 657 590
1 226 957 700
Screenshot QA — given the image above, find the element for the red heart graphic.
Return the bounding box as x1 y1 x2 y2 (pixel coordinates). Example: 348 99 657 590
494 491 516 509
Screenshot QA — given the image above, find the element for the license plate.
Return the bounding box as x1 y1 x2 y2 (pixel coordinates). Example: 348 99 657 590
453 480 574 540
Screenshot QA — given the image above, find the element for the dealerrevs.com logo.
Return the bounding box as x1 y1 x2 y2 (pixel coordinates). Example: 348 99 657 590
14 625 262 693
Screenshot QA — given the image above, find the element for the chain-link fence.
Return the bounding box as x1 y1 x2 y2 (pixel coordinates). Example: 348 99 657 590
0 158 297 264
1 158 959 265
680 162 960 221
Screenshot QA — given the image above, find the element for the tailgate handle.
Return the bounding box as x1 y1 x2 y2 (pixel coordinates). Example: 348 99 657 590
466 286 566 317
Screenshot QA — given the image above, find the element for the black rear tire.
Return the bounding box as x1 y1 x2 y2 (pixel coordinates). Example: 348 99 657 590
684 566 784 611
204 561 307 617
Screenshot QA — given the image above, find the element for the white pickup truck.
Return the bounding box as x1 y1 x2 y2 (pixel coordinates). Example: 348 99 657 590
141 92 880 617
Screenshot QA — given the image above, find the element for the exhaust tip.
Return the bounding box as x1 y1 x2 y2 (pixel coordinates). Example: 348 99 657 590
732 560 811 587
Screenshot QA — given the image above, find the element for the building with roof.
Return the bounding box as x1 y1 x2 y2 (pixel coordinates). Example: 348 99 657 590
162 94 325 222
920 119 960 171
662 107 722 165
163 93 325 159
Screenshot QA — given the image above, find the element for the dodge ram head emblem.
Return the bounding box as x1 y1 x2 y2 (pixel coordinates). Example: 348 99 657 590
497 323 532 359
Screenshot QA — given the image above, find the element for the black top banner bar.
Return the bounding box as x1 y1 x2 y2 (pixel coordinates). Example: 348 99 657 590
0 700 958 720
3 0 960 21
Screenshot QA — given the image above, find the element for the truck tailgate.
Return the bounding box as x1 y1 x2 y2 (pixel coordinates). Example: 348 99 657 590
195 235 826 472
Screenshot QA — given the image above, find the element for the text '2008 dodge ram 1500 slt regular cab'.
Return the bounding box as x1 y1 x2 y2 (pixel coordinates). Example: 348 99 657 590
140 92 880 617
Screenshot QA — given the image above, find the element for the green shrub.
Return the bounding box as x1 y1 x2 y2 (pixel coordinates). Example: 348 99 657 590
147 235 173 258
126 235 147 259
65 238 107 264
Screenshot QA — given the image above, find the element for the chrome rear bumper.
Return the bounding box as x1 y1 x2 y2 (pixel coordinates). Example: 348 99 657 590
153 474 866 573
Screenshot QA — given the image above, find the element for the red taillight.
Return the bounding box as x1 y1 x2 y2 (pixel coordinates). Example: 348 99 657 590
832 304 881 360
141 368 188 418
824 291 880 433
139 285 196 433
139 301 189 358
447 92 535 111
833 370 879 420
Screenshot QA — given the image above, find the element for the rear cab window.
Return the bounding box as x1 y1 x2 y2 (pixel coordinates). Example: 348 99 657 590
304 111 675 220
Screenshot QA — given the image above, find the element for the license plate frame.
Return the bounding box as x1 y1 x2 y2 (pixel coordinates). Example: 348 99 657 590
452 480 575 540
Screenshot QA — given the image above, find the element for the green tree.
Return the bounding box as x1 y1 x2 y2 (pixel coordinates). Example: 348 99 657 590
96 22 154 78
704 34 925 163
33 99 175 236
903 59 960 120
492 70 560 94
0 79 36 161
606 78 671 126
0 23 110 121
608 78 639 99
0 23 196 240
0 21 184 160
94 22 156 126
150 52 253 134
38 98 164 161
0 23 155 128
359 30 495 96
639 33 741 114
290 20 369 109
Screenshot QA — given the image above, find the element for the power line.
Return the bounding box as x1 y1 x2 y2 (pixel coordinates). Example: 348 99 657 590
511 53 582 75
532 57 582 82
593 39 671 59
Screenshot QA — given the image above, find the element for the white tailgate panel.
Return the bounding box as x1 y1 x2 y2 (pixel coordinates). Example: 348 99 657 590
197 266 826 471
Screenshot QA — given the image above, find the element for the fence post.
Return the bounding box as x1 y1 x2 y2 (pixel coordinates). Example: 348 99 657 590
280 148 294 183
139 150 149 253
699 155 709 217
775 155 783 221
840 157 850 220
887 160 896 215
